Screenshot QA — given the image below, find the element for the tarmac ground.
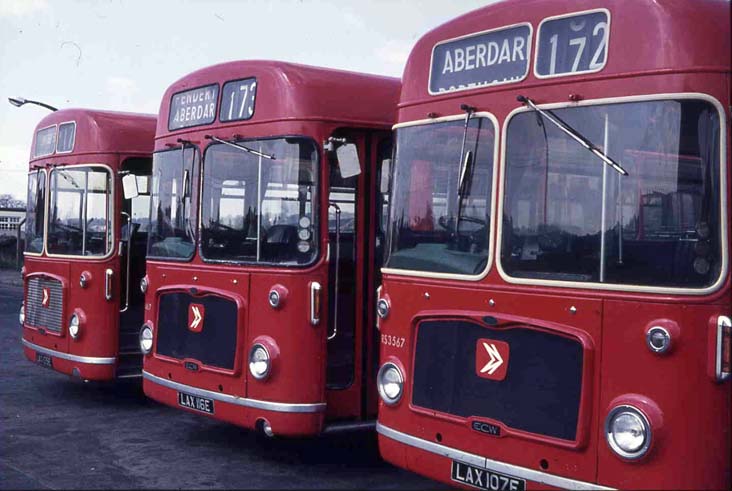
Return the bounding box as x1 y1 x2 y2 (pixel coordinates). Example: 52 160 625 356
0 279 439 489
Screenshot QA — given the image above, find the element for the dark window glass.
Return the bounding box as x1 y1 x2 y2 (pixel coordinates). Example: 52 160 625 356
47 167 112 256
501 99 721 288
25 170 46 253
147 147 198 259
200 138 318 265
385 117 495 275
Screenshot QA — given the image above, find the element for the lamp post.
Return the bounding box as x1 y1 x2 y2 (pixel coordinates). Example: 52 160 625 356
7 96 57 112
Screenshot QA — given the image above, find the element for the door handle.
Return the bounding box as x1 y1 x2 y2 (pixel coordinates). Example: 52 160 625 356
105 268 113 301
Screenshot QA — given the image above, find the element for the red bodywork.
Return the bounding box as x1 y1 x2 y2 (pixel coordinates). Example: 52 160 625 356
142 61 399 436
377 0 731 489
21 109 156 381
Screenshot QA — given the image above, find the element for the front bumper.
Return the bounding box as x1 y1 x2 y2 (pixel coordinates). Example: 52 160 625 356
142 370 326 436
376 422 613 491
22 338 117 381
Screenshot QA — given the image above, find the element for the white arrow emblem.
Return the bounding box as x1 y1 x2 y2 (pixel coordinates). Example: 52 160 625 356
42 288 50 307
479 342 503 375
190 306 202 330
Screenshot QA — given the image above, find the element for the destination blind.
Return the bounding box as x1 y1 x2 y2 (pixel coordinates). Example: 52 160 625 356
169 84 219 130
429 24 531 95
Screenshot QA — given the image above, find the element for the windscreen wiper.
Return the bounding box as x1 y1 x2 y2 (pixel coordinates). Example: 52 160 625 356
517 95 628 176
455 104 476 236
205 135 275 160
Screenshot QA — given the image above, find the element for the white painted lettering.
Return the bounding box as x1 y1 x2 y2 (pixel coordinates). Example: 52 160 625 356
498 39 511 63
442 51 454 73
513 36 526 61
476 43 487 67
454 48 465 72
465 45 476 70
487 41 499 65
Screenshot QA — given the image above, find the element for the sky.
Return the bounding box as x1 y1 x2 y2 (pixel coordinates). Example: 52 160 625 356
0 0 492 201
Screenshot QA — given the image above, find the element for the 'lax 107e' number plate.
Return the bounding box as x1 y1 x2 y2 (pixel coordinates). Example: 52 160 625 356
178 391 214 414
451 460 525 491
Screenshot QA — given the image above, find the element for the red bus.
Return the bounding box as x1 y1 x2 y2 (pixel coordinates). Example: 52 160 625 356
21 109 156 381
140 61 399 436
376 1 730 489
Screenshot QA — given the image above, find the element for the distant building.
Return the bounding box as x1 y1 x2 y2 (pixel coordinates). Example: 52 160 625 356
0 207 25 237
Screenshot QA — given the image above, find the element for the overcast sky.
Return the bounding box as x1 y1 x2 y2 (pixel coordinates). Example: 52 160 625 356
0 0 491 201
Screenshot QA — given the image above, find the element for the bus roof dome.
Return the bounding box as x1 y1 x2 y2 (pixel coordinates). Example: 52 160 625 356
30 108 156 161
157 60 400 136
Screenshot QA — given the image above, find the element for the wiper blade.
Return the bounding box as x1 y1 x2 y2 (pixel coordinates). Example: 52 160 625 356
205 135 275 160
516 95 628 176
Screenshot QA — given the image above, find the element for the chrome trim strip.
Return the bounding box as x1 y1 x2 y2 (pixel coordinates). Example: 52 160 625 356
22 338 116 365
142 370 326 414
376 423 614 491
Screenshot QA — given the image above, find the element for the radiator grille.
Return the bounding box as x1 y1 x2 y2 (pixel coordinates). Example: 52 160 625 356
412 319 584 442
156 292 238 370
25 276 64 333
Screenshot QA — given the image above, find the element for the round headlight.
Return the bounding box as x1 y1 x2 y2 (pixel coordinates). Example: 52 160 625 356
249 344 271 380
377 362 404 405
139 324 153 355
605 405 651 459
79 272 89 288
69 314 81 339
140 275 149 294
376 298 390 319
19 303 25 325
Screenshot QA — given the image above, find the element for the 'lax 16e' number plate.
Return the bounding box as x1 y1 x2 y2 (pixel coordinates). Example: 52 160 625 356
35 352 53 369
178 391 214 414
451 460 525 491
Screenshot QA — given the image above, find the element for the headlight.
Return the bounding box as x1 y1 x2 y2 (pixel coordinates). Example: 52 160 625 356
19 303 25 325
68 314 81 339
248 344 271 380
140 275 149 294
605 405 651 459
139 324 153 355
377 362 404 405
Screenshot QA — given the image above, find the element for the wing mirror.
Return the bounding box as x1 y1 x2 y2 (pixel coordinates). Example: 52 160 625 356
122 174 139 199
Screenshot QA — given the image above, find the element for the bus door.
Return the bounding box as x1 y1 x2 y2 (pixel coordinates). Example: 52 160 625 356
325 130 373 420
324 130 393 421
119 157 152 377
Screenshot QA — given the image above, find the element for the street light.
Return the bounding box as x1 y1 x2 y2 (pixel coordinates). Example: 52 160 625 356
8 96 57 112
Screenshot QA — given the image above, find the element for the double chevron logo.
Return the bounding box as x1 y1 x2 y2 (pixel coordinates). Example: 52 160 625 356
475 338 509 381
41 287 50 308
188 303 205 333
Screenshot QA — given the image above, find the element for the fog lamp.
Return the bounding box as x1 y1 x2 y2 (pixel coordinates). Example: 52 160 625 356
249 344 271 380
139 324 153 355
69 314 81 339
377 362 404 405
605 405 651 460
376 298 390 319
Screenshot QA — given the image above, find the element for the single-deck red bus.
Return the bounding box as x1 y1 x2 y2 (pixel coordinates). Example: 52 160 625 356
21 108 156 381
140 61 399 436
376 0 730 489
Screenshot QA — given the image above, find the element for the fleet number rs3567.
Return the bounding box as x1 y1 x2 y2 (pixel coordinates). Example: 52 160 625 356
381 334 406 348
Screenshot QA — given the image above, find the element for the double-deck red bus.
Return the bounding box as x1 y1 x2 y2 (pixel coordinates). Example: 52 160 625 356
376 1 730 489
140 61 399 436
21 109 156 381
